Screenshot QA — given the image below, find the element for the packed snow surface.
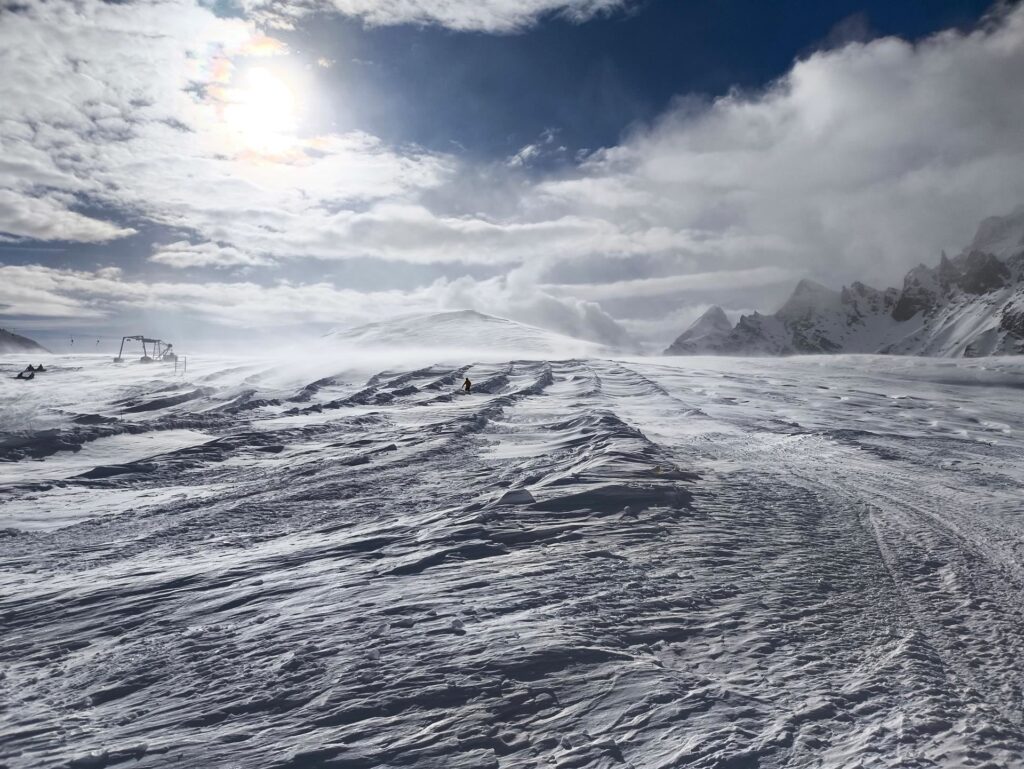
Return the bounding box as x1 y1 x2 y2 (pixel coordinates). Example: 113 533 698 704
2 352 1024 768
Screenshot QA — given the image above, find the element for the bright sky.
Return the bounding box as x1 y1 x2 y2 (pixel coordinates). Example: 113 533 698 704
1 0 1023 350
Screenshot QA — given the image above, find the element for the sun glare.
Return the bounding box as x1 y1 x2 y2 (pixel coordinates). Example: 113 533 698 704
222 66 300 155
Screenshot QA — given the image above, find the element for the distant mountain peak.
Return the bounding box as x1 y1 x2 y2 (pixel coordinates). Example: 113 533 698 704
664 305 734 355
792 277 833 294
776 278 842 322
695 305 731 326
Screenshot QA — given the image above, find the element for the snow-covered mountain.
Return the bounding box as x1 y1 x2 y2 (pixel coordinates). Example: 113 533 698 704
663 305 733 354
664 208 1024 357
0 328 48 355
327 309 611 356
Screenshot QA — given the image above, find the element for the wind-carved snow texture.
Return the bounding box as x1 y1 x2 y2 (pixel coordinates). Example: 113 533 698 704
2 353 1024 768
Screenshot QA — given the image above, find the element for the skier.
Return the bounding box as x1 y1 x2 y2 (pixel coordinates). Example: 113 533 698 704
462 377 472 393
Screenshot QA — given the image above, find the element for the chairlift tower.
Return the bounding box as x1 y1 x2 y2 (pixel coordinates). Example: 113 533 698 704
114 335 178 363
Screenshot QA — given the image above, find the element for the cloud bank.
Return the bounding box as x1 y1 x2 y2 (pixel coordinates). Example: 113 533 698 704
539 5 1024 286
0 264 629 346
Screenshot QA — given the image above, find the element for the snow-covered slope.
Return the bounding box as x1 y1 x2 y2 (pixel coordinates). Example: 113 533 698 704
328 309 610 357
664 208 1024 357
882 245 1024 356
3 353 1024 768
0 328 48 355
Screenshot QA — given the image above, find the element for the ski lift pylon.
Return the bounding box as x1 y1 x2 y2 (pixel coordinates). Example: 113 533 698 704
113 335 178 363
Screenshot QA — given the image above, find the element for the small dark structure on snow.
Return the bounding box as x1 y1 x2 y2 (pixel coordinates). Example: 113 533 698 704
14 364 46 379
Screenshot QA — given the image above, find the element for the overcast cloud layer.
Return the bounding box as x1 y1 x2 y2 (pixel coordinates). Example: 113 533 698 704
2 0 1024 347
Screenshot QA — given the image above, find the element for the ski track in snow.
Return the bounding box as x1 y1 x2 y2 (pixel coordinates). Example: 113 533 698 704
1 354 1024 768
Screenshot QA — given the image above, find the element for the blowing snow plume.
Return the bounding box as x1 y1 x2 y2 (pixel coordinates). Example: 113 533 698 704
325 309 617 360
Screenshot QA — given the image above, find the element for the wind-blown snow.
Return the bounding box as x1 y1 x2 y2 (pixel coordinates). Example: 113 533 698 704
2 352 1024 768
327 310 611 358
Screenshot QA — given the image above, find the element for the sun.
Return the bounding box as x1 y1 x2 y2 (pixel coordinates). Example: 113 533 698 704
222 66 300 155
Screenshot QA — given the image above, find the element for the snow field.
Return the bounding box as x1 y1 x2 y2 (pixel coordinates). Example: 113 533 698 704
1 353 1023 768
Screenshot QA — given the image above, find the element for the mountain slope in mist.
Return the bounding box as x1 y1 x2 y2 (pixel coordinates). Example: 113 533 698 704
662 306 734 354
666 207 1024 357
0 329 49 355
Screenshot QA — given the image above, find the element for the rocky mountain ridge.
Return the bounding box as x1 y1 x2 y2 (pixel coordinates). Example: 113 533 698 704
665 208 1024 357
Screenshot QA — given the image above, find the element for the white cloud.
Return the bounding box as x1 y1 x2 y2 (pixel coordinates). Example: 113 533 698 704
0 265 111 319
430 271 632 345
0 0 452 252
150 241 272 269
0 263 401 325
537 5 1024 290
244 0 631 33
507 128 564 167
0 189 134 242
544 266 801 301
0 264 631 345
